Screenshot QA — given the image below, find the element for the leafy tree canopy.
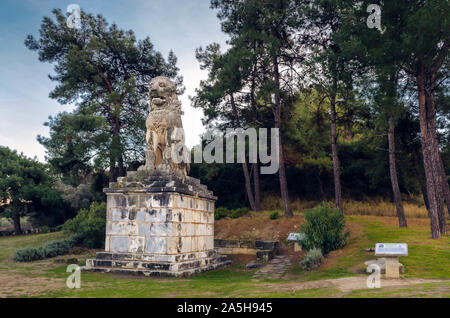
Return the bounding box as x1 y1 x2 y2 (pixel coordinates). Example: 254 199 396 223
0 146 65 232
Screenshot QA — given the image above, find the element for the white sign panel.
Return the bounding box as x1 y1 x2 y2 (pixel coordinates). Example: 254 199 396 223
287 233 299 241
287 232 306 241
375 243 408 256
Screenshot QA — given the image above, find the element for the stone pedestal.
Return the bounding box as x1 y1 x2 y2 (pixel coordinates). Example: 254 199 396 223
294 242 302 252
83 170 231 277
384 256 400 279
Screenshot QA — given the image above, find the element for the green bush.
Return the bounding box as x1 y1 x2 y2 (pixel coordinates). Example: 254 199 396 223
41 237 78 257
299 202 349 255
13 247 45 262
269 210 279 220
63 201 106 248
13 237 78 262
40 225 50 233
215 207 249 219
230 207 250 219
297 232 307 245
214 207 230 220
299 248 323 271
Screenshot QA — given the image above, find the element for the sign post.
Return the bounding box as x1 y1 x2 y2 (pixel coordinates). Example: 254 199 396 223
288 233 305 252
375 243 408 278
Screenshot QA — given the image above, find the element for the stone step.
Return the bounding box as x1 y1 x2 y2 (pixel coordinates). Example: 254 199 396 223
86 255 229 272
256 250 274 262
83 260 232 277
95 250 220 263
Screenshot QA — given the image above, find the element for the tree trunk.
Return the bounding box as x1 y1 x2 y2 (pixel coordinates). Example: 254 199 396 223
438 155 450 218
429 134 446 235
241 158 256 211
273 57 292 217
316 172 326 201
110 111 124 181
229 94 256 211
413 148 430 214
330 92 343 211
417 56 440 238
250 61 261 211
12 212 22 235
388 116 407 228
118 155 126 177
252 162 261 211
421 182 431 216
426 83 447 234
278 139 292 217
109 158 116 182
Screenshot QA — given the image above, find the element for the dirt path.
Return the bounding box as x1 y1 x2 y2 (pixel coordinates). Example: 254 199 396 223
324 276 447 293
259 275 449 295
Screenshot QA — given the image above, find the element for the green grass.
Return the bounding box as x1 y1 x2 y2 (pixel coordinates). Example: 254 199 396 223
290 216 449 281
42 265 259 298
0 232 64 263
0 215 448 298
39 264 345 298
354 216 450 279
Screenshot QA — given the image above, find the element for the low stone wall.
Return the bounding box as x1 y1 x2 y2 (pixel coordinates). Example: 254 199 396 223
214 239 279 262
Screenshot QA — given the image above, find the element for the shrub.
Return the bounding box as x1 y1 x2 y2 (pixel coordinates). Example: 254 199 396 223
269 210 279 220
214 206 250 220
296 232 307 245
299 202 349 255
41 237 78 257
230 207 250 219
230 209 240 218
13 237 78 262
40 225 50 233
214 207 230 220
63 202 106 248
13 247 45 262
299 248 323 271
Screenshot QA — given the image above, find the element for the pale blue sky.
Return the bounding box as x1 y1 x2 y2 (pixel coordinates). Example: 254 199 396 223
0 0 228 161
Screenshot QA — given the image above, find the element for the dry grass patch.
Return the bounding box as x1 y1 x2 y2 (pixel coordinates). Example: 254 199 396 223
215 209 306 241
343 199 429 218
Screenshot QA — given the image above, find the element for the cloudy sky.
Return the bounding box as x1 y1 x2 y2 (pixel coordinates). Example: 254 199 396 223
0 0 228 161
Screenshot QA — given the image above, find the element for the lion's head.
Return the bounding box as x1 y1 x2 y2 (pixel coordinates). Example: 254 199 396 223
149 76 179 110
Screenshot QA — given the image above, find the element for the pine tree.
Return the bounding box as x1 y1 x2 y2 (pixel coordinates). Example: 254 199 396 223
25 9 183 182
338 0 449 237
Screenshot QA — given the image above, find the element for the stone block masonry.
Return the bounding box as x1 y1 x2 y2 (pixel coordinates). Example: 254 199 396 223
83 171 231 277
105 192 215 255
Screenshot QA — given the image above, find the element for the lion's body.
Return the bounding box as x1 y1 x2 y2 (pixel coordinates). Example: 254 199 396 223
139 77 189 177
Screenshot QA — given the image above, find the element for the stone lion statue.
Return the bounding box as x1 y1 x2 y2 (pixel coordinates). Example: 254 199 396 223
138 76 190 177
